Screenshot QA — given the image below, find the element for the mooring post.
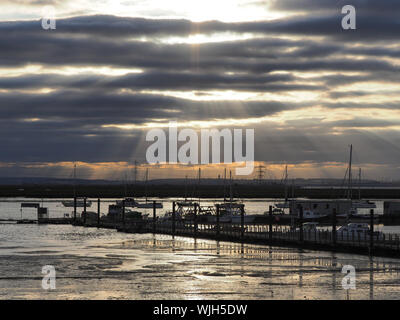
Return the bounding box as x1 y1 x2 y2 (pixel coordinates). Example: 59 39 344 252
153 201 156 233
216 204 220 238
172 201 176 235
299 205 303 244
269 205 273 241
122 199 125 229
83 197 87 225
370 209 374 254
194 203 198 236
332 207 337 246
73 196 77 222
240 204 245 241
97 198 100 227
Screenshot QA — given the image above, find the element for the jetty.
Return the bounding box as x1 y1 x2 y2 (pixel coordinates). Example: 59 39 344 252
28 198 400 260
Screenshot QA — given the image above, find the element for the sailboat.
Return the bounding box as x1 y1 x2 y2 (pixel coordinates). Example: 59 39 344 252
211 170 253 223
130 168 163 209
62 164 92 207
339 145 376 219
274 165 290 210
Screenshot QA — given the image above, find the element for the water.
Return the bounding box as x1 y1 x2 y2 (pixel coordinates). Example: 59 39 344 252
1 198 400 300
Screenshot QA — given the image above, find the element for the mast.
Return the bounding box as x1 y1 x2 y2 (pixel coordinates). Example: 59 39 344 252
284 165 288 202
198 168 201 204
291 179 295 199
348 144 353 202
73 163 77 199
229 170 233 203
358 168 362 200
223 168 227 202
133 160 138 184
124 171 128 197
145 168 149 202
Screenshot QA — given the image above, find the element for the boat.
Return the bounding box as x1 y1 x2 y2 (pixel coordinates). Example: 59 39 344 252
132 168 163 209
62 198 92 208
107 204 148 220
337 223 384 240
296 222 319 232
135 201 163 209
212 170 255 223
159 211 184 222
62 164 92 207
301 209 329 221
116 197 137 207
116 197 163 209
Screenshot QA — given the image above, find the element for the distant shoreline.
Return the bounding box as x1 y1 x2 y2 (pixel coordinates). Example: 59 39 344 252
0 184 399 199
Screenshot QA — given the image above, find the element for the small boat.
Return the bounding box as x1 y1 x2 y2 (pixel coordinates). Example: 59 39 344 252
135 201 163 209
296 222 319 232
107 204 148 220
301 210 329 221
337 223 384 240
62 199 92 208
63 164 92 207
116 197 163 209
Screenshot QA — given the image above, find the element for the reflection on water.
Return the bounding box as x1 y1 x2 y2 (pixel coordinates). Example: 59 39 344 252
1 223 400 299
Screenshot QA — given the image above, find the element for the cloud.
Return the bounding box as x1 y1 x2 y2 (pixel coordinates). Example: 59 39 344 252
0 1 399 179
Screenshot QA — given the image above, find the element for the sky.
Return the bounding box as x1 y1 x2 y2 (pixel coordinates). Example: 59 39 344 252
0 0 400 181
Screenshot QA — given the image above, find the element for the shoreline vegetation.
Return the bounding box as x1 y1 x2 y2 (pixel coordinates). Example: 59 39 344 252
0 184 399 199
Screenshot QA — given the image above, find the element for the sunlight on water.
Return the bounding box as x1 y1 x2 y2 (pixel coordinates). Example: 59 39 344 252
1 199 400 300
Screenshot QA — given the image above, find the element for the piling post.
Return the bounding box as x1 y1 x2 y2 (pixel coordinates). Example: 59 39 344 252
269 205 273 241
370 209 374 254
97 198 100 227
332 207 337 246
240 204 245 241
73 196 77 222
172 201 176 235
216 204 220 238
194 203 198 236
83 197 87 225
299 205 303 244
153 201 156 233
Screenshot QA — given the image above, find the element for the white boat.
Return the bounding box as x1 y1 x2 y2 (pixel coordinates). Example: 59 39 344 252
62 199 92 208
302 210 329 220
337 223 383 240
296 222 319 232
352 200 376 209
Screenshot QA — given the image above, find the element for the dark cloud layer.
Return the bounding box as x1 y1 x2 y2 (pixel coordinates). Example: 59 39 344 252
0 0 399 178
